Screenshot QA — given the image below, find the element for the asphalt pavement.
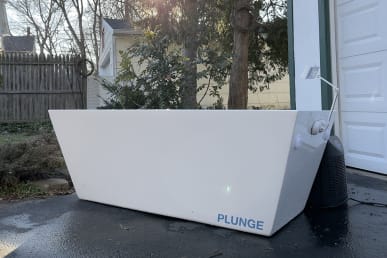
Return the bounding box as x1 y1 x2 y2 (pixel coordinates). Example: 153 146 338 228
1 172 387 258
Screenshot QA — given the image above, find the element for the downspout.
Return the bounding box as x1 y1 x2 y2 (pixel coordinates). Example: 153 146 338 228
287 0 296 110
318 0 333 110
328 0 342 138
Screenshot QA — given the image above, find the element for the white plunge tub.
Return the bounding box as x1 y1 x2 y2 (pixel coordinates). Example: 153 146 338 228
49 110 331 236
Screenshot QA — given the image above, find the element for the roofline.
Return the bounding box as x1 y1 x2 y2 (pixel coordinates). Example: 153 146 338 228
112 29 143 36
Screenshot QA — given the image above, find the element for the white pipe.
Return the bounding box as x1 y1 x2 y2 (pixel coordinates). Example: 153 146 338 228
319 75 339 131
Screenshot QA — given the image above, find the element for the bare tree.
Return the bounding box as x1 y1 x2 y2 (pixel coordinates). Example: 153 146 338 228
52 0 142 73
52 0 101 69
52 0 87 58
51 0 93 107
9 0 64 55
100 0 141 21
86 0 101 73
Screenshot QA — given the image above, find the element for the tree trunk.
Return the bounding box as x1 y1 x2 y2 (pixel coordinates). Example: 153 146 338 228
182 42 198 109
228 0 251 109
124 0 130 21
89 0 101 74
181 0 198 109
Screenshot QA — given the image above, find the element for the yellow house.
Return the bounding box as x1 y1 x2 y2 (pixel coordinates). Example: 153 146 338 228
92 18 142 108
198 75 290 109
93 18 290 109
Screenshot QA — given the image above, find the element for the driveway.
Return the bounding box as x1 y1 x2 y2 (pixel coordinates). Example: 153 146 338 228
1 172 387 258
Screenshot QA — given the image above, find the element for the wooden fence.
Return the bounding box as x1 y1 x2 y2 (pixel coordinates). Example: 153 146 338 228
0 53 86 123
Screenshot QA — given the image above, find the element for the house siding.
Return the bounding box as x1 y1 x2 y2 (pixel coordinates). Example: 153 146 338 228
115 36 143 77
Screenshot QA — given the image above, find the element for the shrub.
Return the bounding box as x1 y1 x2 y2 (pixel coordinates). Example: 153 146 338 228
0 121 53 135
0 133 66 188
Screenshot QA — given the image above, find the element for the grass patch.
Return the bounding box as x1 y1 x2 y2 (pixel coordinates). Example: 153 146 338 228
0 183 46 201
0 121 53 134
0 121 53 146
0 133 38 145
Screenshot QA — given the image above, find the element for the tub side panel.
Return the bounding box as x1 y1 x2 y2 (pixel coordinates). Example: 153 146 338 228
271 111 331 235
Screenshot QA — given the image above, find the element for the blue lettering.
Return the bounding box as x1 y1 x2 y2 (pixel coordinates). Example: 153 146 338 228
225 215 230 224
239 217 247 227
216 214 264 231
230 216 239 225
256 221 264 230
247 219 255 229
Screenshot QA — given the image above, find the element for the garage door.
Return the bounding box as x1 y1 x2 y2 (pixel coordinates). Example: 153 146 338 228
336 0 387 174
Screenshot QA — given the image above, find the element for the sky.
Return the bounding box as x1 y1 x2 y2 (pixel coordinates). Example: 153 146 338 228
7 4 27 36
5 1 89 55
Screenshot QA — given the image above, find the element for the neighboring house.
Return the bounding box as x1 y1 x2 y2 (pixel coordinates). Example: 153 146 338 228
290 0 387 175
93 18 142 108
1 35 35 53
0 0 35 53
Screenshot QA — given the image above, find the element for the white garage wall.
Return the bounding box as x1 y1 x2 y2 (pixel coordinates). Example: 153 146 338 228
335 0 387 174
294 0 322 110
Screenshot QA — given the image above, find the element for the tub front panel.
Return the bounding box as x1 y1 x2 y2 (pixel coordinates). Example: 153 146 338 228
49 110 321 236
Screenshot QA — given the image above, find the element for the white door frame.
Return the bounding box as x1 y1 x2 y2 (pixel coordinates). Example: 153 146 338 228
328 0 342 139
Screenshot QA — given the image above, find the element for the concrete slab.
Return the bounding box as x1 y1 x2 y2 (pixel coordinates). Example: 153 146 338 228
0 172 387 258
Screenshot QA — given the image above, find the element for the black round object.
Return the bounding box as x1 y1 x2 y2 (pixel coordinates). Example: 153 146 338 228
307 136 348 209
